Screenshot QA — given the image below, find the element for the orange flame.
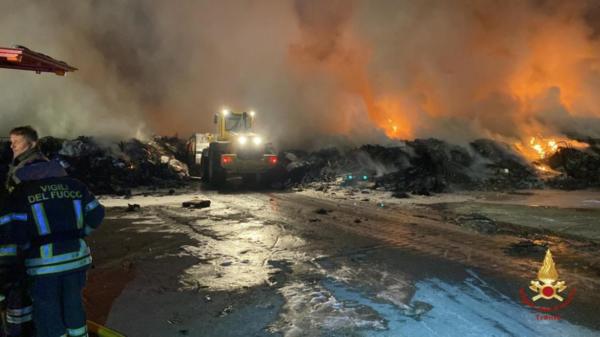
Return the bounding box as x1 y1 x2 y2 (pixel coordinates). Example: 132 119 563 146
514 136 589 161
288 1 600 155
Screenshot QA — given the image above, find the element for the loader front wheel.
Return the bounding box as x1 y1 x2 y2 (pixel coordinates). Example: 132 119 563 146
208 151 226 188
200 153 209 183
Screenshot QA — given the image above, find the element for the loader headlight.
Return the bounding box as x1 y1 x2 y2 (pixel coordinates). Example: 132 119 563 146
238 136 248 145
253 136 262 145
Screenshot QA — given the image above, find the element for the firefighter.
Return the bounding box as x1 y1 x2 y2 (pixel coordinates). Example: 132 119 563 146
6 126 104 337
0 211 33 337
0 126 44 337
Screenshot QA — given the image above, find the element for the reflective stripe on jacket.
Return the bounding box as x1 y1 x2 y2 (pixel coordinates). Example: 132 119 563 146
24 239 92 276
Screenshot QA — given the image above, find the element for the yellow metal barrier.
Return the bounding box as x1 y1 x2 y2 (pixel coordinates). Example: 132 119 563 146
87 320 126 337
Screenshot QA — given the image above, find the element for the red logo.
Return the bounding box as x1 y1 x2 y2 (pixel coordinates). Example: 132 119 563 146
519 249 575 319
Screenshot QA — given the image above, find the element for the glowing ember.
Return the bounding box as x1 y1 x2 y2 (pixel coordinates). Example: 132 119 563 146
533 163 559 174
530 137 554 159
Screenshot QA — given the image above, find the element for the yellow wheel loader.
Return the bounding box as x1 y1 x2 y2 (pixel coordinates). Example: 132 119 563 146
187 109 278 187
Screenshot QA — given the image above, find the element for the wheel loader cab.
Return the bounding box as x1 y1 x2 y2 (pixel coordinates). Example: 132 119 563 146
215 109 255 141
214 109 269 158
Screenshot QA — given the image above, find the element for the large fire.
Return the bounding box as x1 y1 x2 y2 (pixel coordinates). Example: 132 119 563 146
287 1 600 157
514 136 589 161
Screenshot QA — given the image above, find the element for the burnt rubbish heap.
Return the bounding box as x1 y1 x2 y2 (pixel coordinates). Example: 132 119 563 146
1 136 598 196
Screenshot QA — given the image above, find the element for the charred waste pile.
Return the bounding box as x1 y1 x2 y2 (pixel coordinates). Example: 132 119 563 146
1 136 599 196
0 136 189 196
281 138 600 195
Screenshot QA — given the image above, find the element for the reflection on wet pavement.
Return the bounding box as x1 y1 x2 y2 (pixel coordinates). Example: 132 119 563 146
99 190 600 336
321 274 599 337
260 256 596 337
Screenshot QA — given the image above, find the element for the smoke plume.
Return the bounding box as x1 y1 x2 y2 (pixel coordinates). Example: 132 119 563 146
1 0 600 150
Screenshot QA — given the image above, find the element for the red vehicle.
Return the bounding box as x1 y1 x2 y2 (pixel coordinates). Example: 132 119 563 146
0 45 76 75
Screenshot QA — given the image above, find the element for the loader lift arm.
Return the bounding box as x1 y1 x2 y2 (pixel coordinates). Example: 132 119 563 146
0 45 77 75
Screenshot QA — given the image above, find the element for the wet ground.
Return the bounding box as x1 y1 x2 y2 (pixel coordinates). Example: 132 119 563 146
84 185 600 337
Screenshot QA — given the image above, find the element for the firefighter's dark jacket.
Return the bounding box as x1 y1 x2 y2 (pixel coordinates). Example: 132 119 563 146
0 211 21 285
4 160 104 277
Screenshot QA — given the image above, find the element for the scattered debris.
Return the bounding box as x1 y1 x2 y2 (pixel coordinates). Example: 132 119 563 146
505 239 548 257
454 214 498 234
121 260 134 271
392 191 410 199
315 208 331 215
218 305 233 317
126 204 141 212
401 301 434 320
315 184 328 192
182 200 211 209
167 317 182 325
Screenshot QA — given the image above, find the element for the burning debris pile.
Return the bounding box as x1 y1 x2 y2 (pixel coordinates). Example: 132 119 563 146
34 136 189 195
543 140 600 190
372 138 543 194
1 133 598 196
281 138 600 195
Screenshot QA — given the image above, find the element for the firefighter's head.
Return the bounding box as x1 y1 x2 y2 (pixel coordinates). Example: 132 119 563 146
9 125 39 158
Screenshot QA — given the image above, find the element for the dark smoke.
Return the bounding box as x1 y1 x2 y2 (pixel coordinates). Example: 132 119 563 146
1 0 600 149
